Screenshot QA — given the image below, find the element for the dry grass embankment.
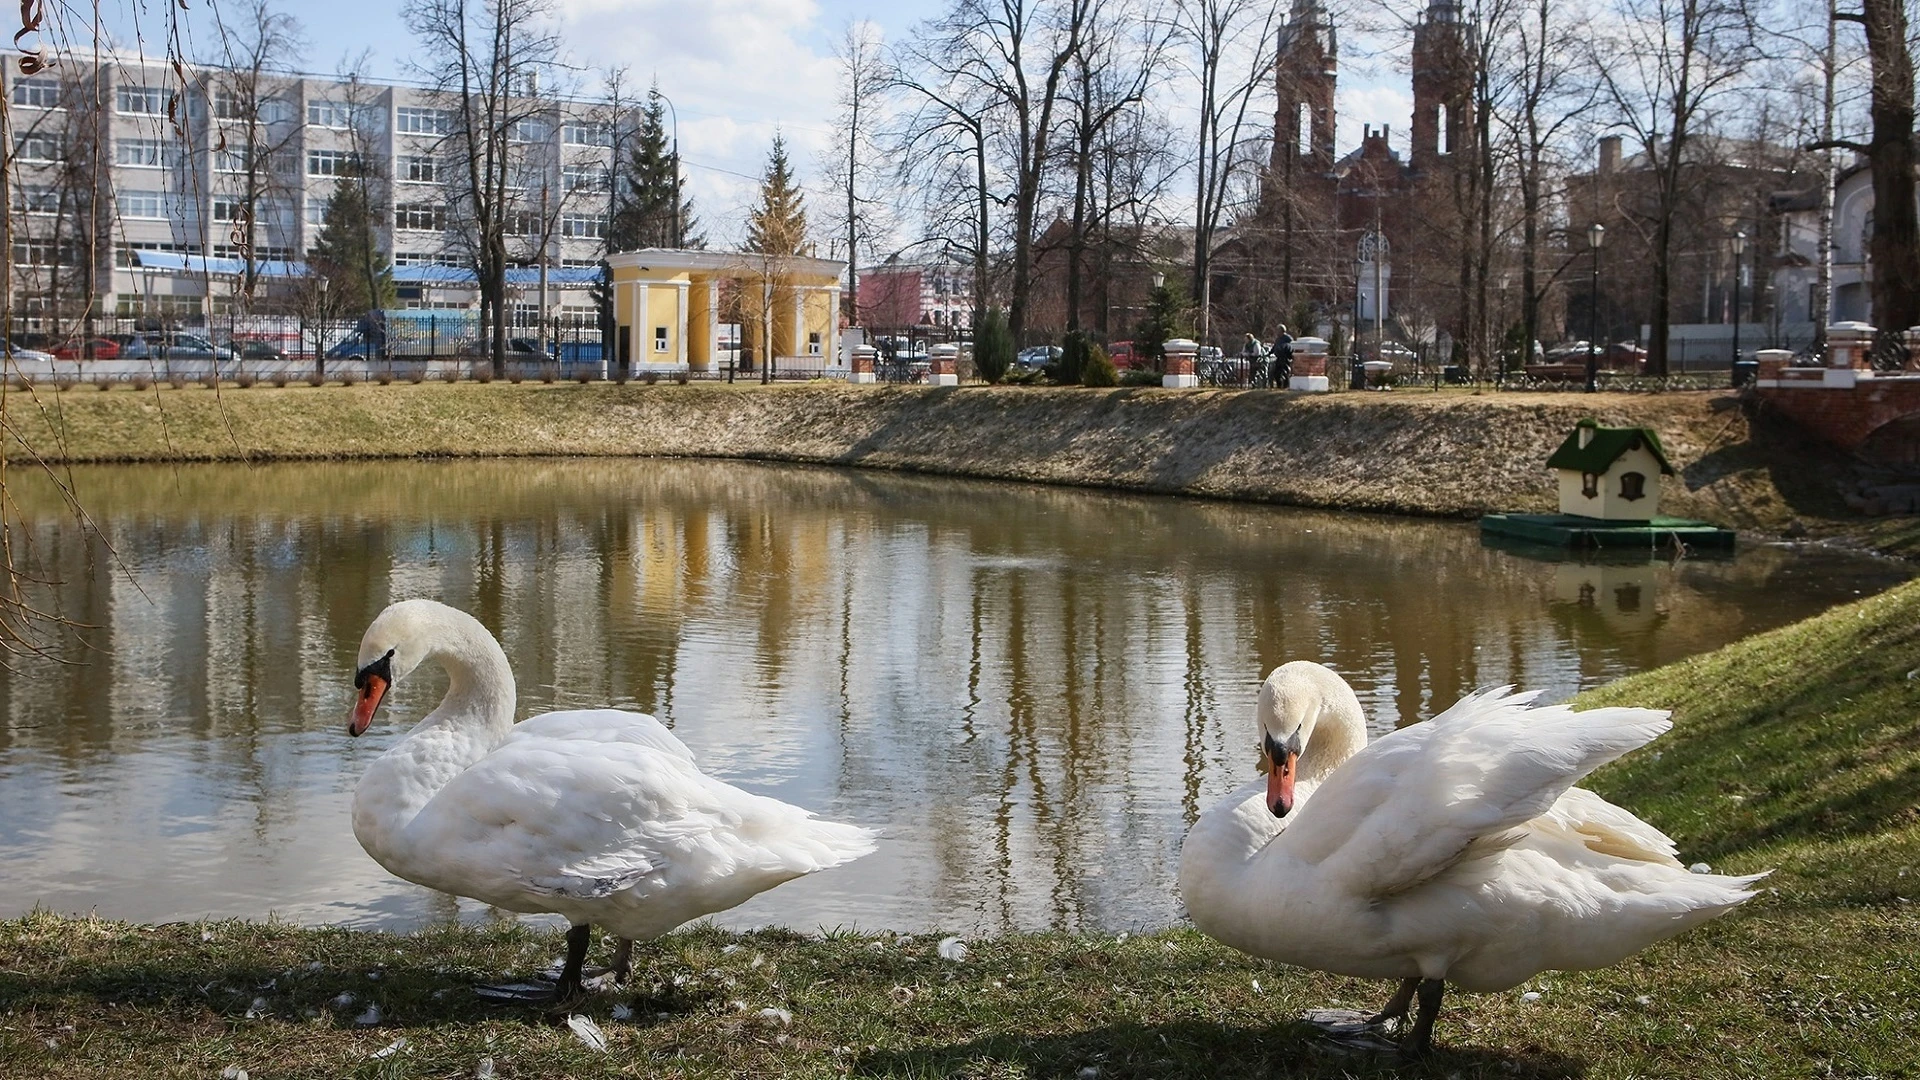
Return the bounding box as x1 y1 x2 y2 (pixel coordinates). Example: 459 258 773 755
0 381 1859 534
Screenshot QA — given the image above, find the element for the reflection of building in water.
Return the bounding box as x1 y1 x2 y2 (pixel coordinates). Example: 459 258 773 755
1551 559 1668 632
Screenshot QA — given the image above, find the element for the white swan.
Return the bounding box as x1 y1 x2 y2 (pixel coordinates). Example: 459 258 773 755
1178 661 1765 1052
347 599 877 999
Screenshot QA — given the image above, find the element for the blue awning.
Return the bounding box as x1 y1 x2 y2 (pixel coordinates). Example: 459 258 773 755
391 265 606 287
134 250 308 278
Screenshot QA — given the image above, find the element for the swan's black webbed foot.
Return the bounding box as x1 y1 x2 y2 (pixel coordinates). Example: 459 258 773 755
474 924 596 1003
610 937 634 984
1401 978 1447 1055
1366 977 1421 1027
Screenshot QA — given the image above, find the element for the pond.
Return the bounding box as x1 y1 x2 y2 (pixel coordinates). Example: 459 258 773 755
0 459 1904 935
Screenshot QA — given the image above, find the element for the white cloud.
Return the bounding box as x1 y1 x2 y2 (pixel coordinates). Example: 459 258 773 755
553 0 841 246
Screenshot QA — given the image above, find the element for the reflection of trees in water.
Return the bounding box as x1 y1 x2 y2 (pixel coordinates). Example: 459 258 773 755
0 459 1903 932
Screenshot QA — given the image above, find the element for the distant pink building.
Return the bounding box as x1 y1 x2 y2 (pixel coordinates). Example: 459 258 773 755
854 254 973 331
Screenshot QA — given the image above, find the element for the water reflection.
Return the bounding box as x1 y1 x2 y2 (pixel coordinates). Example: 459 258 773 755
0 460 1904 934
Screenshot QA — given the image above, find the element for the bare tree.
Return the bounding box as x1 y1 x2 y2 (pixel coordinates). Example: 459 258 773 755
1175 0 1280 348
1815 0 1919 335
900 0 1093 344
820 21 895 324
206 0 305 306
1594 0 1759 376
402 0 561 375
892 27 995 327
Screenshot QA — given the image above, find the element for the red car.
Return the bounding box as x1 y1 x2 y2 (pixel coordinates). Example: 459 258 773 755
50 337 121 360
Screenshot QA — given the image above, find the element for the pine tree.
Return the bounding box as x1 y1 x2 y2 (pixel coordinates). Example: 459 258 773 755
746 133 808 255
309 178 394 313
610 86 701 250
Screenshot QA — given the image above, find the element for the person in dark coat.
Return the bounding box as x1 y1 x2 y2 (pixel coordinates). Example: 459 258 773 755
1271 324 1294 386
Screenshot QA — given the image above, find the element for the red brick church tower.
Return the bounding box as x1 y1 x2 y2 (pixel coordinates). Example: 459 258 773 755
1263 0 1338 314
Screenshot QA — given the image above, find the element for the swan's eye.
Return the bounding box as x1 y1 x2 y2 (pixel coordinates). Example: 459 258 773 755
355 648 396 690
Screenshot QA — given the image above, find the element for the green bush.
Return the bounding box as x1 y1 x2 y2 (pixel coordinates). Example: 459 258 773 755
1119 367 1160 386
1081 343 1118 387
974 309 1013 383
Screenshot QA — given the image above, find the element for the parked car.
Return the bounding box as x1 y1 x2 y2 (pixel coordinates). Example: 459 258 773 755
2 339 55 362
1605 341 1648 370
1107 340 1143 368
454 336 550 358
118 332 237 362
1016 345 1062 371
49 337 122 360
228 335 289 362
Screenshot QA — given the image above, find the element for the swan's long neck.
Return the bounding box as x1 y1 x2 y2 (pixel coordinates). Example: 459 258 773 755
1299 687 1367 783
353 611 516 847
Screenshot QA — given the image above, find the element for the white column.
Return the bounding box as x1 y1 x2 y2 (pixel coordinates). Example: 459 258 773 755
627 281 642 368
636 282 650 365
828 286 842 368
675 282 689 367
706 279 720 368
792 287 806 358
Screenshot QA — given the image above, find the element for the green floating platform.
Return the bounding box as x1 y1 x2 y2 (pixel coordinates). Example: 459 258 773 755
1479 513 1737 550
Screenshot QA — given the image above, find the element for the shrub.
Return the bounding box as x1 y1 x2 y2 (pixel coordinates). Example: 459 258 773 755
200 375 219 389
1119 367 1160 387
376 369 395 386
1059 330 1094 384
95 378 114 391
974 309 1014 383
271 375 289 388
1081 343 1119 387
643 370 660 385
441 368 461 383
132 376 152 391
540 364 558 384
168 375 187 390
307 374 325 387
54 377 75 392
409 369 428 385
339 371 359 387
474 369 495 384
673 369 689 385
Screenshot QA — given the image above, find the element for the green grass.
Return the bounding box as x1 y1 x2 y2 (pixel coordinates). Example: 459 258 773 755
4 558 1919 1077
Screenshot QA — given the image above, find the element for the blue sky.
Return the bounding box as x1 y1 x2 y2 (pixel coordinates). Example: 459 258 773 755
72 0 1411 250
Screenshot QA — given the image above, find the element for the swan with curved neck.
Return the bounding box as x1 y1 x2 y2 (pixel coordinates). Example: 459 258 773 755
348 599 878 1000
1179 660 1765 1053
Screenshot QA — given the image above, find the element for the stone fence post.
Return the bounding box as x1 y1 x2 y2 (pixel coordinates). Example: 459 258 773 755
1163 338 1198 388
850 345 877 384
1827 322 1875 370
928 343 959 386
1289 337 1330 392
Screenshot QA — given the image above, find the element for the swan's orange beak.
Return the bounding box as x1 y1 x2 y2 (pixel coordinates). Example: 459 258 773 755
350 648 396 738
1267 749 1296 817
349 674 387 737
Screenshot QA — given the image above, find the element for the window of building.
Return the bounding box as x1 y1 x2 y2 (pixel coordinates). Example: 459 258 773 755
808 331 822 355
1618 471 1646 501
307 148 357 176
117 190 169 219
213 144 253 173
559 304 600 329
13 132 62 162
11 77 61 108
561 258 601 269
561 212 606 239
510 117 547 143
117 83 167 115
11 186 57 213
562 163 606 192
396 106 451 135
394 203 448 232
1436 103 1450 155
13 238 69 266
1298 102 1311 155
653 326 668 352
115 137 178 168
307 99 351 128
398 155 441 183
211 196 247 223
212 89 247 120
562 122 611 147
1580 472 1599 499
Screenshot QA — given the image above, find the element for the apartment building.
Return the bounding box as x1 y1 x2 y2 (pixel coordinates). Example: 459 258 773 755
3 53 630 336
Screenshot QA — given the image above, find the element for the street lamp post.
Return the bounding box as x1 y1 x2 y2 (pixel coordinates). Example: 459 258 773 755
652 89 681 248
1586 223 1605 393
1730 230 1747 372
315 276 329 381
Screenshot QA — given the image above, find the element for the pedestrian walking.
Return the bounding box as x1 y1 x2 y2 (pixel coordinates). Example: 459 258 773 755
1241 332 1266 386
1271 324 1294 387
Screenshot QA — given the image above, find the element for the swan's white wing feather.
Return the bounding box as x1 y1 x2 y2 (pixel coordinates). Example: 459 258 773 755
508 708 696 762
1281 686 1672 897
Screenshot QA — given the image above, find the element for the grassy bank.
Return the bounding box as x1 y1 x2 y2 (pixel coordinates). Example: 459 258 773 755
0 381 1857 534
4 579 1918 1078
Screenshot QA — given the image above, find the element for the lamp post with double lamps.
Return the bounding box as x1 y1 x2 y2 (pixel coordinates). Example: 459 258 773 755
1586 223 1605 393
1730 230 1747 372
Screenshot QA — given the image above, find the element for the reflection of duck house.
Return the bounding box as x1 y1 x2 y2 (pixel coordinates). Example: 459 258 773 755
1551 560 1663 629
1479 419 1735 549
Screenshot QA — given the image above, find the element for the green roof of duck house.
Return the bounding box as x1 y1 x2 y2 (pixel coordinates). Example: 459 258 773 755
1543 420 1676 475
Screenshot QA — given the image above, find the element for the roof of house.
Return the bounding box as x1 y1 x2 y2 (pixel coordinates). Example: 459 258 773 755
1544 420 1676 476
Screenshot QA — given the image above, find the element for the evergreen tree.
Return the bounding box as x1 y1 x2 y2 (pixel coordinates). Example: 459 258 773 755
610 86 701 250
309 178 394 314
746 133 808 255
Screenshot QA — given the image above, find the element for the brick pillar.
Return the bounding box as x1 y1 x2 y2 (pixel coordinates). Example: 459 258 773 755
1905 327 1920 371
928 342 959 386
1827 322 1875 370
850 344 877 384
1289 337 1330 392
1163 338 1199 388
1754 348 1792 387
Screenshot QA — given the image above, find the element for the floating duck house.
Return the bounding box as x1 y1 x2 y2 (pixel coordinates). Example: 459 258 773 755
1480 420 1735 549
